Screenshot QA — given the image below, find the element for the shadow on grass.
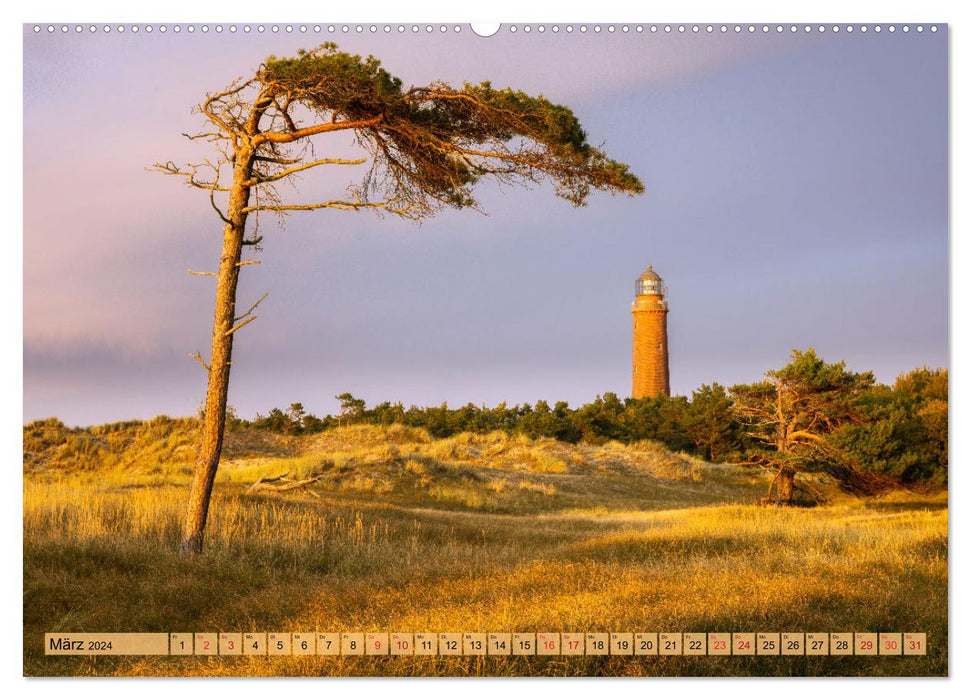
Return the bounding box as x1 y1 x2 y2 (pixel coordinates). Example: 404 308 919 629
863 498 948 514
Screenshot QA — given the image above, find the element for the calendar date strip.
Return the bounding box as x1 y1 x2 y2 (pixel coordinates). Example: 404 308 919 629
45 632 927 657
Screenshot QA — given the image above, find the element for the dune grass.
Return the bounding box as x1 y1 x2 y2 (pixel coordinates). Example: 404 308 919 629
23 423 947 677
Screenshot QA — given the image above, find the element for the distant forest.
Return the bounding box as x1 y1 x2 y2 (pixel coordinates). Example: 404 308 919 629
234 350 947 491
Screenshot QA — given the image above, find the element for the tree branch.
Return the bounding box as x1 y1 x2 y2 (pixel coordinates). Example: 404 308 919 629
188 269 217 277
272 96 298 133
252 154 302 165
236 291 269 322
243 199 413 215
224 316 258 336
188 351 210 372
246 157 367 186
147 161 230 191
199 77 257 146
788 430 827 444
210 188 231 224
182 131 226 142
247 473 322 496
252 115 384 145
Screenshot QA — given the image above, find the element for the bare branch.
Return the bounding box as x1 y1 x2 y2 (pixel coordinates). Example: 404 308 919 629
272 96 298 133
182 131 226 142
206 162 232 224
199 76 258 145
209 192 231 224
252 154 302 165
147 161 230 191
242 235 264 247
224 315 258 337
188 351 210 372
252 114 384 145
236 260 261 267
148 160 233 224
247 473 321 496
253 472 290 484
188 269 217 277
246 157 367 187
243 199 414 216
236 292 269 322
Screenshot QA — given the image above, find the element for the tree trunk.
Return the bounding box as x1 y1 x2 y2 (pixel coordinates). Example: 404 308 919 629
777 466 795 504
180 151 254 556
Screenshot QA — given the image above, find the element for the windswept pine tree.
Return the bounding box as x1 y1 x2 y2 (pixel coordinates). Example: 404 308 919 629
730 349 898 503
153 44 644 554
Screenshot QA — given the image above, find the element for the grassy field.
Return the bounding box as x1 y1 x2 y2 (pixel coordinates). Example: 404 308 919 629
23 419 948 676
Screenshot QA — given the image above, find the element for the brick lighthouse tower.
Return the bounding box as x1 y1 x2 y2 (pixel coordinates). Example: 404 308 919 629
631 265 670 398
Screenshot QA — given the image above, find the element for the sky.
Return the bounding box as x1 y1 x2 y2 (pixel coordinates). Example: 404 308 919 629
22 23 948 426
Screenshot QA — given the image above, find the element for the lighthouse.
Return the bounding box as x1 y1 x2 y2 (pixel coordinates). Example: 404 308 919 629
631 265 670 398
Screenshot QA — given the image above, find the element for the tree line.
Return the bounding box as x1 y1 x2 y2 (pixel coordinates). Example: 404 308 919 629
236 349 947 498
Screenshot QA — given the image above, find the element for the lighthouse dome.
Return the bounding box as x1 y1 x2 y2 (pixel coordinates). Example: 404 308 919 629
637 265 662 282
635 265 666 296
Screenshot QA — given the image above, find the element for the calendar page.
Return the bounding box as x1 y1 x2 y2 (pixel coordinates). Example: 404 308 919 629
22 21 948 678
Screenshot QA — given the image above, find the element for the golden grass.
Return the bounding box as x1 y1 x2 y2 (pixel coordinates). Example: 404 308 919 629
23 424 947 677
